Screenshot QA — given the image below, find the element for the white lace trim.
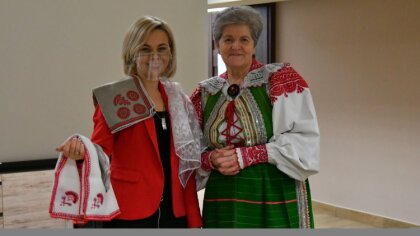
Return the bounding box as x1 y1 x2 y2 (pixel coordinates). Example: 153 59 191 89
162 80 203 188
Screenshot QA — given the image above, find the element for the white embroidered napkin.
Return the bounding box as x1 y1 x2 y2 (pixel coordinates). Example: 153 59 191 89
49 134 120 223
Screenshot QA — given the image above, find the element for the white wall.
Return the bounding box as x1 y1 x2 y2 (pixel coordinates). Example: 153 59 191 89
276 0 420 225
0 0 208 163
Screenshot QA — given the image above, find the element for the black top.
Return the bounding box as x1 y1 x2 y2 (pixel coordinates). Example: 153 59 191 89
90 111 187 228
153 111 173 212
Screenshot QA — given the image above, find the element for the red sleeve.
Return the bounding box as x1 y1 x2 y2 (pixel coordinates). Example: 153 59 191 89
184 172 203 228
90 105 113 157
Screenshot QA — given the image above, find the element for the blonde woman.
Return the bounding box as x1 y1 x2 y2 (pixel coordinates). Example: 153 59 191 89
56 16 202 228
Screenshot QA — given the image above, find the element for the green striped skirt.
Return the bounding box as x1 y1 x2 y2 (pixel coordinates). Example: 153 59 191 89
202 164 314 228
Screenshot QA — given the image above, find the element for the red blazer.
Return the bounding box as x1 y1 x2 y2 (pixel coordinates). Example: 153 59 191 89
91 83 202 227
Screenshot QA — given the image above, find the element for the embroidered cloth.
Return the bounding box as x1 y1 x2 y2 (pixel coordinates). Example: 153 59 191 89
49 134 120 223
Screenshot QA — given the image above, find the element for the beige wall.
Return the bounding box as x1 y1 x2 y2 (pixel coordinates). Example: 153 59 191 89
208 0 286 8
276 0 420 225
0 0 208 162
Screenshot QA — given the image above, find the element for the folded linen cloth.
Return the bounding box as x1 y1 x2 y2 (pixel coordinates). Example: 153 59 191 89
49 134 120 223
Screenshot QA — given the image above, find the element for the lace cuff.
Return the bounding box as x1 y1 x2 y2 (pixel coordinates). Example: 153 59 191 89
236 144 268 169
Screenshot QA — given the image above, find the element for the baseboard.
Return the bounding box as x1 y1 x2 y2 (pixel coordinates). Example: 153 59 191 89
0 158 56 174
312 200 419 228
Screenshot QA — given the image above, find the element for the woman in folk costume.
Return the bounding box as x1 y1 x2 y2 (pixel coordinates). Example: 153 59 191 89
55 16 202 228
191 6 320 228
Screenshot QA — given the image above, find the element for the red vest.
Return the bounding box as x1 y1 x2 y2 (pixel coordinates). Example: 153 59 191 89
91 83 202 227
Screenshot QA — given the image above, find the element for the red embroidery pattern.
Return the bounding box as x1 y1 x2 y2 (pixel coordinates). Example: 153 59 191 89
113 94 131 106
60 191 79 206
127 90 139 101
270 65 308 102
190 88 203 127
91 193 104 209
133 104 146 115
239 144 268 168
117 107 130 119
201 151 213 172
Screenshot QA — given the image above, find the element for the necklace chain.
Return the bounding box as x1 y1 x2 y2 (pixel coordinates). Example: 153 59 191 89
155 111 167 130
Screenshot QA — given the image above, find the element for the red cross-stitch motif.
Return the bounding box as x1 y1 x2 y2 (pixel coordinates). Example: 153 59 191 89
270 65 308 102
239 144 268 168
190 87 203 127
200 151 214 172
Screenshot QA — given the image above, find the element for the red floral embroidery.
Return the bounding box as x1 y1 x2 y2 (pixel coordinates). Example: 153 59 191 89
127 90 139 101
91 193 104 209
190 87 203 128
117 107 130 119
133 104 146 115
60 191 79 206
270 65 308 102
113 94 131 106
239 144 268 168
201 151 214 172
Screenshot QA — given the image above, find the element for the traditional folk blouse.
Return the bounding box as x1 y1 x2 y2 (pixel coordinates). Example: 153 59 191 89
191 59 320 189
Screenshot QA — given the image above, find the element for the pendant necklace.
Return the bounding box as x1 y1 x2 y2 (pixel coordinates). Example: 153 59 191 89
155 111 167 130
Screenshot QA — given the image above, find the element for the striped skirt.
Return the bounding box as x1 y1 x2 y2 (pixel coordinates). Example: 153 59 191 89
202 164 314 228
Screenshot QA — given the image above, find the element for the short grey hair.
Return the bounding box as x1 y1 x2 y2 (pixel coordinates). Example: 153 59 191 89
213 6 263 47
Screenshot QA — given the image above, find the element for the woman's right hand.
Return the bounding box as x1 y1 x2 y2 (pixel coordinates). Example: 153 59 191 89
55 137 85 161
210 145 240 175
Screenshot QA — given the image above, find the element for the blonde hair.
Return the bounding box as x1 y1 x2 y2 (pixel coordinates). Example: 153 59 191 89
122 16 177 77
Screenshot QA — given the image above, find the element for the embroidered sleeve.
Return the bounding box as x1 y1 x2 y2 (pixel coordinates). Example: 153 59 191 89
266 65 320 181
200 151 214 172
191 86 212 190
269 64 308 102
236 144 268 169
190 87 203 128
